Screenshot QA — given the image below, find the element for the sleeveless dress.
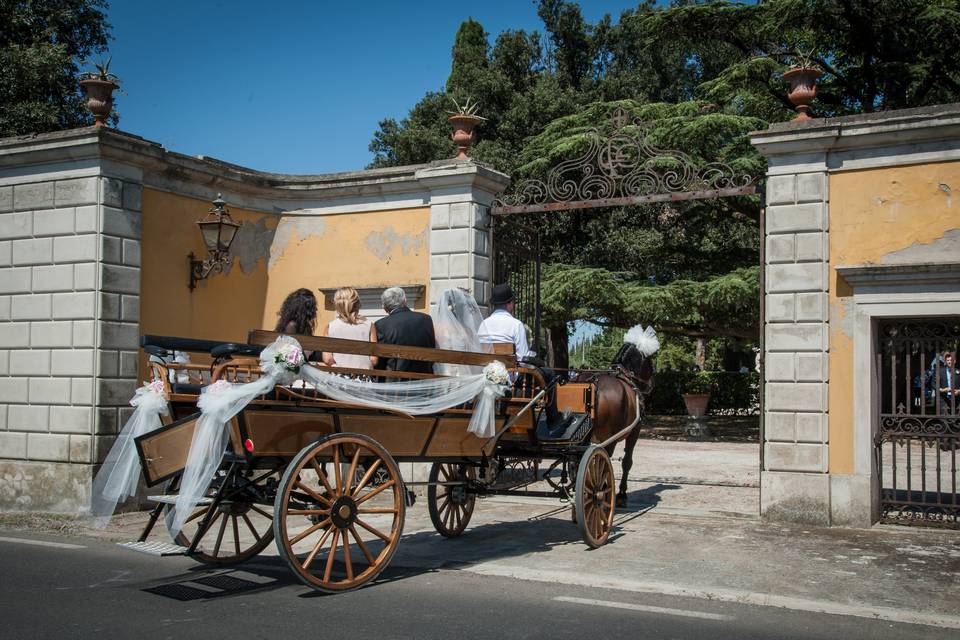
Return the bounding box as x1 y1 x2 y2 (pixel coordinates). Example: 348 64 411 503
327 317 373 369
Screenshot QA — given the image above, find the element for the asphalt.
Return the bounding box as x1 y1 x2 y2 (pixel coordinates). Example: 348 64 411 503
1 439 957 633
0 530 956 640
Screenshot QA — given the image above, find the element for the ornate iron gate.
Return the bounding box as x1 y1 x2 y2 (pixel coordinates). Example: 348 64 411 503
876 318 960 528
491 217 541 353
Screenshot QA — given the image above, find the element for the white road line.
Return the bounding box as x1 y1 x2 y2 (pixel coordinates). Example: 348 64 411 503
554 596 732 621
466 563 960 630
0 536 85 549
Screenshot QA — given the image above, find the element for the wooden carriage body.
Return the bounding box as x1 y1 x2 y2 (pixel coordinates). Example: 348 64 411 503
126 331 619 593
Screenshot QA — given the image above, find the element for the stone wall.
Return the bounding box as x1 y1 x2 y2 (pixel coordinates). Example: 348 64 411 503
0 171 142 510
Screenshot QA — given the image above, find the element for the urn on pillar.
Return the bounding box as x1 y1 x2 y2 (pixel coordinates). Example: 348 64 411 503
79 57 120 127
447 96 487 160
783 66 822 121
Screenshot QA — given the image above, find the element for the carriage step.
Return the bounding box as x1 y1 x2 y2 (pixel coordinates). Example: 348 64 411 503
536 412 591 442
118 541 189 556
147 494 213 506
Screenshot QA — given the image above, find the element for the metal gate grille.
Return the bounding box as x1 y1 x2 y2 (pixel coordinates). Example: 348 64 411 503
876 318 960 528
492 218 541 352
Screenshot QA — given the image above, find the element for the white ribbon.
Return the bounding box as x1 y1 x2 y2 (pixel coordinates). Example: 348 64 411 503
140 335 507 535
89 380 169 526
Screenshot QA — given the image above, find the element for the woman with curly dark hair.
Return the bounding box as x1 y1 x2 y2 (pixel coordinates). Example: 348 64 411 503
274 288 318 336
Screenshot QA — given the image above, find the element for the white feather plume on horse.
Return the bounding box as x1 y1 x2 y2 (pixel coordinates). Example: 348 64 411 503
624 324 660 357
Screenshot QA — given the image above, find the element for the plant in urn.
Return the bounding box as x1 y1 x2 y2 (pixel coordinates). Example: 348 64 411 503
79 57 120 126
447 96 486 160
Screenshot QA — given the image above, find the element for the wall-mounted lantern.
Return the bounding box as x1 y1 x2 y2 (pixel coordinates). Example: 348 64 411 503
188 194 241 290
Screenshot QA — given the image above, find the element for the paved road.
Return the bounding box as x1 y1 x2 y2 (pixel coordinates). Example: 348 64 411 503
0 532 954 640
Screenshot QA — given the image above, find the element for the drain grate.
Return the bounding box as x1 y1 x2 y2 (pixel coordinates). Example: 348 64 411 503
191 574 259 592
143 583 212 602
144 573 263 601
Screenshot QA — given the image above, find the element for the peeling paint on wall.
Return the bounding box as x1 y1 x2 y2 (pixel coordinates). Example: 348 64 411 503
365 226 426 264
228 216 277 274
269 215 327 269
880 228 960 265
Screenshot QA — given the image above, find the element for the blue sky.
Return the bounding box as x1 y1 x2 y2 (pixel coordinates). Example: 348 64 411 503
106 0 641 175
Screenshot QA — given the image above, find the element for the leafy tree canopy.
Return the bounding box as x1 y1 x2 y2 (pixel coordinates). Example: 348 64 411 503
0 0 113 137
370 1 960 364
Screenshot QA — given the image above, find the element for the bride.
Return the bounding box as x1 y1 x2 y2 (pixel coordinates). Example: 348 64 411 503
432 288 489 376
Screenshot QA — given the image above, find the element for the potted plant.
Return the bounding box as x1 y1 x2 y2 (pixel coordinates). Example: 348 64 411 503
681 372 712 419
781 49 822 121
447 96 486 160
79 56 120 126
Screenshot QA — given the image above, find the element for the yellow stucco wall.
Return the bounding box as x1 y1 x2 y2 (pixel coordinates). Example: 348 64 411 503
140 189 273 345
829 161 960 473
261 208 430 330
140 189 430 369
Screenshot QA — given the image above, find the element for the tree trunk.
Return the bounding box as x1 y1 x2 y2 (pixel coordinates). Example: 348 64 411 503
695 337 707 370
547 323 569 369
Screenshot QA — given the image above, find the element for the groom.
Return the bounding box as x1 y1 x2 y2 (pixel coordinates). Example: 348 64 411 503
374 286 436 374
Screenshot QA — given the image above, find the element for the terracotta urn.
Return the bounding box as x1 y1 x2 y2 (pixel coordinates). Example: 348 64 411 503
782 67 822 121
682 393 711 419
448 114 485 160
79 78 118 126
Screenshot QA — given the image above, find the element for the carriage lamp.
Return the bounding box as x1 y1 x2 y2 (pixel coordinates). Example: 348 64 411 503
188 194 241 290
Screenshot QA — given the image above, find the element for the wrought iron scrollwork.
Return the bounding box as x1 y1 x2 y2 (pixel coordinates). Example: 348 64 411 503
492 107 757 214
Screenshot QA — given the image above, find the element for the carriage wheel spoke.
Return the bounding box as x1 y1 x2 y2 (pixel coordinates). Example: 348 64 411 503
287 508 329 516
350 526 376 567
357 507 398 514
212 513 228 557
310 459 336 497
288 519 331 546
345 448 361 495
355 517 391 542
295 481 332 507
302 525 334 570
355 479 395 505
438 495 451 519
333 446 342 493
232 516 241 555
323 529 340 583
249 504 274 520
439 464 451 481
241 513 259 540
342 531 353 581
352 459 382 496
184 507 208 524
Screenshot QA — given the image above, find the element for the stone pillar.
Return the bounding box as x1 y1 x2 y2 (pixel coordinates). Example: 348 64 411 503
761 168 831 524
0 164 143 511
417 161 509 311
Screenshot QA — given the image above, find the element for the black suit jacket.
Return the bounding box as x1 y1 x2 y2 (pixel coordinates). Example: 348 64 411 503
374 307 436 373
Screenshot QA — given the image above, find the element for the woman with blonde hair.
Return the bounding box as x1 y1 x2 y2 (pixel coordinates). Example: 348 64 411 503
322 286 377 369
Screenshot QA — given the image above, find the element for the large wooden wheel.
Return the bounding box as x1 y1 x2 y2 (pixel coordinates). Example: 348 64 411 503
164 468 278 564
274 433 405 592
427 463 476 537
574 446 615 548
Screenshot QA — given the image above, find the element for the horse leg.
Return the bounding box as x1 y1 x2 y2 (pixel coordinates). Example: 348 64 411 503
616 428 640 508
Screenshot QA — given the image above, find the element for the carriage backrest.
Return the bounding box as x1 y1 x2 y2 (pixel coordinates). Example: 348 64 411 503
246 329 518 368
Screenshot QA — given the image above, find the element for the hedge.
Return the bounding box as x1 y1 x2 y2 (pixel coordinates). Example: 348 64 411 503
646 370 759 415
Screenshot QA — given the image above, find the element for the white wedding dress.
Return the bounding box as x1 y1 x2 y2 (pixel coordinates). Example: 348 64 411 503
431 288 489 376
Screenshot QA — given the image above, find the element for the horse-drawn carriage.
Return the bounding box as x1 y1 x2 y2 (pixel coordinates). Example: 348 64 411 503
112 328 654 593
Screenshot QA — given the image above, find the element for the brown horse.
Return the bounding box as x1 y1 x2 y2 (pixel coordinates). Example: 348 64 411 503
577 341 654 508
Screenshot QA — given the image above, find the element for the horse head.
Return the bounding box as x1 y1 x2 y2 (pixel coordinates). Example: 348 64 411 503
613 324 659 394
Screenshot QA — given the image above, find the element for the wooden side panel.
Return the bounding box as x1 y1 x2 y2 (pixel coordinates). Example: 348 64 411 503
338 415 435 456
425 417 486 457
557 383 592 415
137 415 198 486
242 410 335 457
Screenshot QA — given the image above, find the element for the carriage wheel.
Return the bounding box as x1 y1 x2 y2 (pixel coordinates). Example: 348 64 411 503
164 468 278 564
574 446 615 548
427 463 476 537
274 433 405 593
